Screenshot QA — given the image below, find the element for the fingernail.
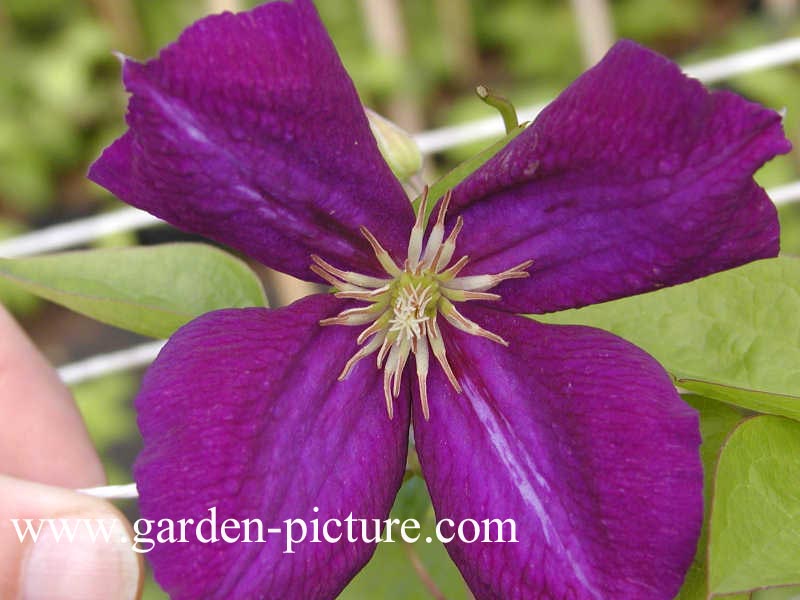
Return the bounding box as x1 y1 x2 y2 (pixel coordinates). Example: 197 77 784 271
20 514 140 600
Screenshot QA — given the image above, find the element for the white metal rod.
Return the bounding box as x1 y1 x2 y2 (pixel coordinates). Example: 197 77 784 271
0 207 163 259
78 482 139 500
58 340 166 386
684 37 800 82
417 37 800 153
770 181 800 206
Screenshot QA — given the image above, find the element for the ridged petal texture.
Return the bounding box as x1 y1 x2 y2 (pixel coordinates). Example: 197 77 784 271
414 307 703 599
89 0 413 281
134 295 410 599
451 40 790 313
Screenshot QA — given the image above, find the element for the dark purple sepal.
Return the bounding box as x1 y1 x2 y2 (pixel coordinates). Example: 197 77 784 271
413 305 703 599
450 40 790 314
134 294 410 599
89 0 413 281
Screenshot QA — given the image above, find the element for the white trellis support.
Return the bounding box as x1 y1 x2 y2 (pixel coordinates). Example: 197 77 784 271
415 37 800 154
769 181 800 206
57 340 166 385
78 482 139 499
0 207 162 259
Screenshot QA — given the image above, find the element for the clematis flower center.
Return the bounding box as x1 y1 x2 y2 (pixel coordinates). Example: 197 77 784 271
312 190 532 420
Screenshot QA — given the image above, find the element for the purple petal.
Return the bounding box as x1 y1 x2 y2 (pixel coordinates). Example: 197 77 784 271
134 294 410 599
90 0 412 280
450 40 790 313
414 306 702 599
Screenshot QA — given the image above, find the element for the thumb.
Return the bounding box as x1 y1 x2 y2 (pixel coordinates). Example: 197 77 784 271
0 475 142 600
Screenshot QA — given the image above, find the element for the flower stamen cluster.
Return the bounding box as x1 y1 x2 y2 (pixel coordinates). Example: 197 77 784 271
312 190 533 420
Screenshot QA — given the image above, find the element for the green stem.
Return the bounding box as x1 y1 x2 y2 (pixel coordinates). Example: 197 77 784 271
411 124 527 221
476 85 518 133
404 542 448 600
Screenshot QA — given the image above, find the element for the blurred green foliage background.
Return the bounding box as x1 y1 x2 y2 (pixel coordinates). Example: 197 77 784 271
1 0 799 598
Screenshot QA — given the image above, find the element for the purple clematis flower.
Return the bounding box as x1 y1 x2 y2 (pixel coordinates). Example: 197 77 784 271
89 1 790 598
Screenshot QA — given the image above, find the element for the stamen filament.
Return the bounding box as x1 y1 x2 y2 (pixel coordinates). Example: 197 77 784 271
320 304 387 327
440 299 508 346
441 288 501 302
357 312 391 344
311 254 389 288
360 227 402 277
407 187 430 270
338 331 386 380
310 265 366 292
413 334 431 420
444 259 534 291
314 186 532 420
319 311 377 326
392 339 412 398
377 333 395 368
420 190 453 267
428 319 462 392
383 343 404 418
335 284 391 301
383 368 395 419
438 255 470 280
431 216 463 272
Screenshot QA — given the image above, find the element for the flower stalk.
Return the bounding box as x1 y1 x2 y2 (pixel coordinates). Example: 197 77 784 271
476 85 519 133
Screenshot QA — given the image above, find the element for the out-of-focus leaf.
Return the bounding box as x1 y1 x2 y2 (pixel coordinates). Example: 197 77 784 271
676 395 744 600
390 476 434 524
341 481 468 599
72 372 139 485
752 585 800 599
0 219 39 316
709 416 800 595
0 243 267 338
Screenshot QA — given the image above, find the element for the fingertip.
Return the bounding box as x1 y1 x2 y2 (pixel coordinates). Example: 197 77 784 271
0 305 104 487
0 476 143 600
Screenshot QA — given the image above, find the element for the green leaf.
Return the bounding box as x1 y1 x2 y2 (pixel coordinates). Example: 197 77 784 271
677 380 800 422
751 585 800 599
676 395 744 600
537 258 800 419
708 416 800 595
0 219 40 316
0 243 267 338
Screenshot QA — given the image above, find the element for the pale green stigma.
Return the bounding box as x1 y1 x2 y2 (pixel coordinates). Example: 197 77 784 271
312 189 533 420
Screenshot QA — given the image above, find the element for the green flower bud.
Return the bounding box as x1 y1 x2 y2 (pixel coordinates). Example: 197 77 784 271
366 108 422 182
